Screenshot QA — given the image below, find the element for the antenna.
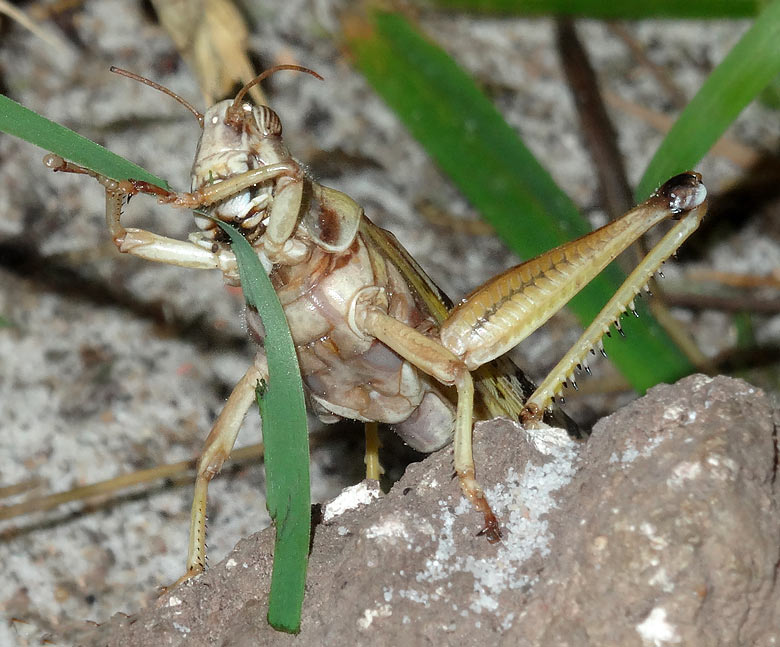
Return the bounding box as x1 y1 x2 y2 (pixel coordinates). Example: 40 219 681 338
231 64 323 110
109 66 204 127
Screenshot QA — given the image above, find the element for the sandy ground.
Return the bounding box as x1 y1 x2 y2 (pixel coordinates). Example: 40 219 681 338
0 1 778 644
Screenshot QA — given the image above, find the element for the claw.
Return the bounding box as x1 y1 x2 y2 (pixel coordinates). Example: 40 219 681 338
477 511 502 543
458 465 503 544
520 402 543 425
157 566 203 602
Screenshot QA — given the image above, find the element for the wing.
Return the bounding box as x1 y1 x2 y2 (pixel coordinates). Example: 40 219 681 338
359 216 582 437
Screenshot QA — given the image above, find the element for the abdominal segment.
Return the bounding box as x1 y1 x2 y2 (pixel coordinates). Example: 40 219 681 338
274 231 455 453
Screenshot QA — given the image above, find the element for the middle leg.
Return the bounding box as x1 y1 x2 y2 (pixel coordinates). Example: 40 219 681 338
363 422 384 481
358 306 501 542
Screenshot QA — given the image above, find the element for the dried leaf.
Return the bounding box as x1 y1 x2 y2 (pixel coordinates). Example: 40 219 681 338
151 0 265 105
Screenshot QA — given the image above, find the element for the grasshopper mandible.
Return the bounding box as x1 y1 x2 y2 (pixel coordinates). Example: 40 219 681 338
44 64 708 585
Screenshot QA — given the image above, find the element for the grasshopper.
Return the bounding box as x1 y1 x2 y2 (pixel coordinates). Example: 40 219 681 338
44 64 708 585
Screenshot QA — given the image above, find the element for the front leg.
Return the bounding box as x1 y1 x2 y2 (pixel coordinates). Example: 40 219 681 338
44 154 303 269
117 160 305 264
105 188 242 273
111 160 301 210
44 154 238 272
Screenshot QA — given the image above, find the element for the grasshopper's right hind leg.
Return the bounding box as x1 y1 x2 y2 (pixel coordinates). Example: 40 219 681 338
439 172 708 418
171 353 269 588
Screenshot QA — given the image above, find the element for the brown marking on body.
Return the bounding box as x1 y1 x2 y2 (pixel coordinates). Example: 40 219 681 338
332 239 360 271
317 203 341 246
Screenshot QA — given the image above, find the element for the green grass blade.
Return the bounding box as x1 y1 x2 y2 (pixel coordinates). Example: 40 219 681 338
346 11 694 392
758 73 780 109
0 94 168 188
0 94 308 632
213 221 310 635
424 0 761 18
637 0 780 200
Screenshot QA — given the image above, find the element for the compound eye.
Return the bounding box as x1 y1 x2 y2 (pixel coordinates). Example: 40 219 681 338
256 106 282 136
656 171 707 214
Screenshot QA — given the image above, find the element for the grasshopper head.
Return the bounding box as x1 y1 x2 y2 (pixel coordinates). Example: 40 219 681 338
189 99 290 239
193 100 287 194
190 65 323 238
193 62 323 184
192 100 286 184
108 65 322 239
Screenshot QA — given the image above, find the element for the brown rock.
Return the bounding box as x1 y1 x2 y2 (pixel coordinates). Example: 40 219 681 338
75 375 780 646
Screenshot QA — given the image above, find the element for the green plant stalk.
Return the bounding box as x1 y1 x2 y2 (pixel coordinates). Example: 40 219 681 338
425 0 761 18
0 94 168 188
637 0 780 200
214 221 310 634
